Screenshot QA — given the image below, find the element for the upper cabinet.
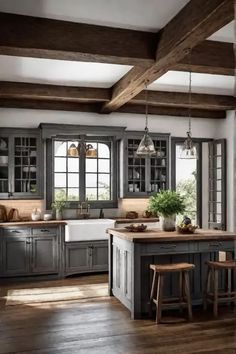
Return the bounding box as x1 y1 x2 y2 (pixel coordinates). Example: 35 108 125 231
0 129 43 199
120 133 169 197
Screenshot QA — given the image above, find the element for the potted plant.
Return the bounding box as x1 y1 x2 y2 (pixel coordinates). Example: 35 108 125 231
148 190 185 231
51 199 66 220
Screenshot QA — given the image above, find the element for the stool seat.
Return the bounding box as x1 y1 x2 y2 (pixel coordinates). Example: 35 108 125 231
149 262 195 323
150 263 195 273
206 260 236 269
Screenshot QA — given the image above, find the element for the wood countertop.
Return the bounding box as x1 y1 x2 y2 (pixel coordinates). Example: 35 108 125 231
0 220 67 227
107 228 236 243
114 218 159 224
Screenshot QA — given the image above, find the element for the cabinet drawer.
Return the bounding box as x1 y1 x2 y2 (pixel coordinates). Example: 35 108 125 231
144 242 189 255
32 227 57 235
2 228 30 236
198 240 234 252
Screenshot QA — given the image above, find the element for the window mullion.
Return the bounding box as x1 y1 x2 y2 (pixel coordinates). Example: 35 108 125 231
80 136 86 202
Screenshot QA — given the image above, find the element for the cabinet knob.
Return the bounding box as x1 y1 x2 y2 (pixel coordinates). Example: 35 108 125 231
8 192 13 198
26 240 31 244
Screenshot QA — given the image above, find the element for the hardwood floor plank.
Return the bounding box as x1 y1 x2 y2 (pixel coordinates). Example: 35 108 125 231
0 275 235 354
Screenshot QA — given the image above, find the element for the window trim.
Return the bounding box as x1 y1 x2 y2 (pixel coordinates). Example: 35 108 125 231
46 136 118 209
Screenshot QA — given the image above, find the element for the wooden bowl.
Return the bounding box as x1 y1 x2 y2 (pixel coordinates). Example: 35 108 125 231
177 225 198 234
125 224 147 232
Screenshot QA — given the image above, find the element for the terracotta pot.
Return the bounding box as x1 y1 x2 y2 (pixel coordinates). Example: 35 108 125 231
160 215 176 231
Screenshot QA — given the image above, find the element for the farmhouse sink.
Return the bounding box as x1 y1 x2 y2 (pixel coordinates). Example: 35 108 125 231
65 219 115 242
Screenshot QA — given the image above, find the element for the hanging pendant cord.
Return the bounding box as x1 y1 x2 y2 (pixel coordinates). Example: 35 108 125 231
188 48 192 136
145 82 148 130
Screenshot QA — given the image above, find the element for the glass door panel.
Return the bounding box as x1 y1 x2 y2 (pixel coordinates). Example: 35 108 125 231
0 137 9 194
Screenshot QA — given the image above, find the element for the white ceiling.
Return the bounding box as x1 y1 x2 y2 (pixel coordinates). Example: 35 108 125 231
0 0 190 32
208 21 235 43
0 55 132 87
148 71 235 96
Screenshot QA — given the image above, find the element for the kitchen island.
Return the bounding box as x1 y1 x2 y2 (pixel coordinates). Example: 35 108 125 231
107 228 236 319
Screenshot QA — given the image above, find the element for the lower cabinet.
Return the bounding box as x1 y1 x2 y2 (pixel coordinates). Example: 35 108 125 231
65 240 108 276
0 226 61 277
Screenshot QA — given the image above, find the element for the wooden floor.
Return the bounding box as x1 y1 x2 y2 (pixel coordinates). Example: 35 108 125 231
0 274 235 354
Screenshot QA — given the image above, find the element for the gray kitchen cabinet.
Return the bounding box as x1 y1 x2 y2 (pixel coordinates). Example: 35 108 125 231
65 240 108 276
0 225 62 278
31 235 58 274
2 235 29 276
0 128 43 199
120 132 169 197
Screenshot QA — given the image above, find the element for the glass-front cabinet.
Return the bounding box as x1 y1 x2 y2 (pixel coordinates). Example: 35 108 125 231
121 133 169 197
0 130 42 199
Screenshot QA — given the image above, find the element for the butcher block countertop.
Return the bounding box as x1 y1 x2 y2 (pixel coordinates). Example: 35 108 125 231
114 218 159 224
107 228 236 243
0 220 67 227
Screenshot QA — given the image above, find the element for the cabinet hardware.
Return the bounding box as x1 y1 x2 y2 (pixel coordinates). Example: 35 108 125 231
26 240 31 244
40 229 50 232
10 230 20 233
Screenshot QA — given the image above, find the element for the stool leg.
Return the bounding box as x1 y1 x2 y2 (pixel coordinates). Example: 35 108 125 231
183 271 192 321
203 266 211 311
213 269 219 318
179 271 184 314
156 274 164 324
149 270 157 317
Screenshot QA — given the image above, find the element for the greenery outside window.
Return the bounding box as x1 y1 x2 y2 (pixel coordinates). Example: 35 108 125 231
47 136 118 209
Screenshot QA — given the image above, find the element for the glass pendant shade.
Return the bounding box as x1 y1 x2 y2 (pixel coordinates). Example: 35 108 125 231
180 131 198 159
136 127 156 156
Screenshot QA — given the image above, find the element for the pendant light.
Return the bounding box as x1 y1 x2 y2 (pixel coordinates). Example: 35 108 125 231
180 48 198 160
136 83 156 157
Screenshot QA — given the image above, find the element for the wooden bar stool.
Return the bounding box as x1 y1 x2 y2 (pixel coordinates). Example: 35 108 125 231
149 262 195 323
203 260 236 317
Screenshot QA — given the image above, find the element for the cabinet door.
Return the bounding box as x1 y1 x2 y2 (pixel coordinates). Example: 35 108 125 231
31 235 58 274
65 243 91 275
91 241 108 271
2 236 29 276
0 136 10 198
13 135 42 198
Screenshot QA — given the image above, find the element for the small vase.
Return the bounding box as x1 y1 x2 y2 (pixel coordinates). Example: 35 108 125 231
160 215 176 231
56 210 63 220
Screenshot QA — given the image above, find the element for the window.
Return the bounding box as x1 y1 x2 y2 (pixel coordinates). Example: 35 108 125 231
172 139 201 226
47 136 117 208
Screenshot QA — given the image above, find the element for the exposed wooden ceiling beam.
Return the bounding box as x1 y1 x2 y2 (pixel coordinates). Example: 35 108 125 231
133 91 236 110
0 81 235 111
0 13 233 77
0 97 226 119
117 104 226 119
0 81 111 102
102 0 234 113
0 12 156 67
175 40 234 76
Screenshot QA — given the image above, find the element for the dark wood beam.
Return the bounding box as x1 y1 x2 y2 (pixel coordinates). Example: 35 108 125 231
0 82 111 103
174 40 235 76
132 91 236 110
102 0 234 112
0 12 233 76
0 97 226 119
0 12 156 66
118 104 226 119
0 81 234 111
0 98 102 113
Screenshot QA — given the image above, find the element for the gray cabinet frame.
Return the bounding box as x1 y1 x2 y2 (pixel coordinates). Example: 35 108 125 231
65 240 108 276
0 128 43 199
121 132 170 197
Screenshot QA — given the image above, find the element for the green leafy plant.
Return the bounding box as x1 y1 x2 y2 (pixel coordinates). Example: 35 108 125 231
148 190 185 217
51 199 66 212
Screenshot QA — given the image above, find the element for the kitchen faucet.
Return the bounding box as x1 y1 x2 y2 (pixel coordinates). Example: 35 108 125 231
78 200 90 219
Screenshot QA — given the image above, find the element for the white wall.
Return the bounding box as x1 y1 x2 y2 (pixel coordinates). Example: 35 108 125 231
0 108 221 138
